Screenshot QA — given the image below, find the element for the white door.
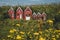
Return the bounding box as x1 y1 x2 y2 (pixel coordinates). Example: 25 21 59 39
20 14 22 19
26 16 30 20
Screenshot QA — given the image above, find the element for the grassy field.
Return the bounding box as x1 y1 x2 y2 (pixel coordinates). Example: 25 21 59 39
0 19 60 40
0 4 60 40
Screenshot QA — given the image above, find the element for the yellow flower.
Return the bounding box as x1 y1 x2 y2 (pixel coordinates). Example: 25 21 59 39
58 33 60 35
56 35 59 38
31 29 34 31
52 35 55 38
45 34 49 37
45 30 49 32
47 20 53 23
49 28 53 31
39 37 46 40
30 36 32 38
47 20 53 25
55 30 60 32
16 24 20 27
27 32 30 34
20 31 25 34
7 35 11 37
39 31 42 34
52 38 56 40
9 29 16 33
13 29 17 32
9 29 14 33
34 32 39 35
16 35 22 39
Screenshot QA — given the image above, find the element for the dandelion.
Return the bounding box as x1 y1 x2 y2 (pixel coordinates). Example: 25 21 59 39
30 36 32 38
47 20 53 23
58 33 60 35
9 29 14 33
45 30 49 32
33 32 39 35
27 32 30 34
48 28 53 31
56 35 59 38
52 35 55 38
39 36 46 40
9 29 16 33
55 30 60 32
52 38 56 40
7 35 11 37
39 31 42 34
47 20 53 26
13 29 17 32
31 29 34 31
16 24 20 27
20 31 25 34
45 34 49 37
16 35 22 39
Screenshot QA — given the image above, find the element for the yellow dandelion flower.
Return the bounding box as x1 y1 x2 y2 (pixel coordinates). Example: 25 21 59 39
20 31 25 34
49 28 53 31
52 35 55 38
39 31 42 34
39 37 46 40
13 29 17 32
31 29 34 31
30 36 32 38
55 30 60 32
34 32 39 35
52 38 56 40
16 35 22 39
16 24 20 27
22 38 24 39
45 30 49 32
45 34 49 37
47 20 53 23
47 20 53 26
7 35 11 37
9 29 14 33
58 33 60 35
27 32 30 34
56 35 59 38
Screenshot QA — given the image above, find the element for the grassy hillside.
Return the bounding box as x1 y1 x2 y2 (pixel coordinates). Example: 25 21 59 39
0 4 60 40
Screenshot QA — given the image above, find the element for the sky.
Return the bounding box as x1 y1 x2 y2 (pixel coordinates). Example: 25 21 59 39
0 0 60 6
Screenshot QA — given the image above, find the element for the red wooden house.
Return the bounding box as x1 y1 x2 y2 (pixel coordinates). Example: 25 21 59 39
42 12 47 21
37 12 42 20
32 12 37 20
16 7 23 20
8 7 14 20
8 7 47 20
24 7 32 20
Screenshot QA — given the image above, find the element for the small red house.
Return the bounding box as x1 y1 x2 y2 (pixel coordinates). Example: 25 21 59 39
42 12 47 21
16 7 23 20
24 7 32 20
8 7 47 20
37 12 42 20
32 12 37 20
8 7 14 20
